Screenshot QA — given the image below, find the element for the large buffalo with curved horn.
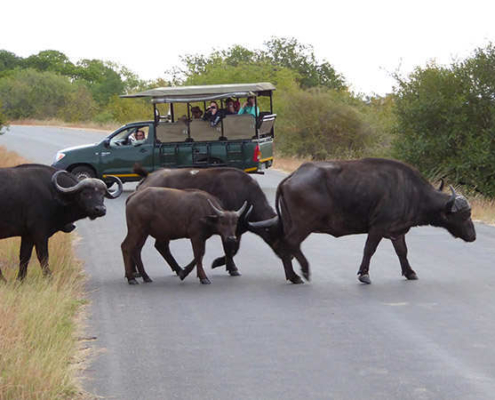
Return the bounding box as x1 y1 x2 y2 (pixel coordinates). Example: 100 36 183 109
248 158 476 284
134 165 277 277
122 187 246 285
0 164 122 282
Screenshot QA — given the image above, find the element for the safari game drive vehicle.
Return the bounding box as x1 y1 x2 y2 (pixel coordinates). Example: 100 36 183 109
52 83 276 182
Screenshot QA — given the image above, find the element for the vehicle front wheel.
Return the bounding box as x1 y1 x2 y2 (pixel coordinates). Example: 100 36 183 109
71 166 96 181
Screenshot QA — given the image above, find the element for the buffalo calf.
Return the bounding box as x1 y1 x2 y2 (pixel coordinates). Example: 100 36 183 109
121 187 247 285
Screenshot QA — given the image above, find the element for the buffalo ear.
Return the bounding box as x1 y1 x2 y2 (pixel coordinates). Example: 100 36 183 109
201 215 219 226
437 178 445 192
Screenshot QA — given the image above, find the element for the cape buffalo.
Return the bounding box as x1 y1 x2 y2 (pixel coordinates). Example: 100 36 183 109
121 187 247 285
134 166 277 276
249 159 476 284
0 164 122 282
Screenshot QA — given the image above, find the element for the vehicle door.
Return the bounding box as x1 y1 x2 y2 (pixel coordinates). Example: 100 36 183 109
99 124 154 178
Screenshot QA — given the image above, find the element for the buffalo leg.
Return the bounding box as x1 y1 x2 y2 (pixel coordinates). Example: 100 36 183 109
391 235 418 280
357 233 383 284
212 238 242 276
17 236 34 281
222 237 242 276
122 234 144 285
293 248 311 281
282 255 303 284
154 240 184 276
133 246 152 283
34 237 52 277
191 239 210 284
179 260 196 281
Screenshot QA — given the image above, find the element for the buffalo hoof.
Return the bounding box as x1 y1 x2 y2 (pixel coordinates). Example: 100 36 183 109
179 271 187 281
358 274 372 284
229 270 241 277
289 275 304 284
128 278 139 285
211 258 224 269
143 276 153 283
133 271 142 279
405 272 418 280
200 278 211 285
302 270 311 281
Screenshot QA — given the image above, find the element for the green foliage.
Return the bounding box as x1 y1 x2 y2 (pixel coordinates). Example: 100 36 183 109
263 37 346 90
0 50 22 78
23 50 76 77
0 69 95 121
0 100 7 131
393 43 495 196
170 37 346 91
104 95 151 123
276 88 374 159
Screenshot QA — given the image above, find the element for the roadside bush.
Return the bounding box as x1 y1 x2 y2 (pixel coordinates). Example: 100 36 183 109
58 84 97 122
0 69 95 121
0 100 7 131
276 88 374 159
393 44 495 196
104 95 151 124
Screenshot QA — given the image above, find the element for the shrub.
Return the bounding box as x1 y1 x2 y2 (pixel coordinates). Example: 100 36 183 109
276 88 374 159
393 44 495 196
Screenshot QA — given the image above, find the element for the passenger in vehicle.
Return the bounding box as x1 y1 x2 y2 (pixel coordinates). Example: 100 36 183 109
191 106 203 119
203 101 221 126
130 129 146 144
223 98 237 116
238 96 259 118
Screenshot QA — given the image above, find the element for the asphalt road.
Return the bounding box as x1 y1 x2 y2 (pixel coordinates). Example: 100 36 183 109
3 125 495 400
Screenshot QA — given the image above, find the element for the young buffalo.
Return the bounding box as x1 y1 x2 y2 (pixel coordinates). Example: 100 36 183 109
122 187 247 285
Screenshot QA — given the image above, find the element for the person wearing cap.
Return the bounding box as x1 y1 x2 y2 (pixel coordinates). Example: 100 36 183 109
238 96 259 118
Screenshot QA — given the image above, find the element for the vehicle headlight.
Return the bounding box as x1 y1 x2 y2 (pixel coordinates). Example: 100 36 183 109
54 152 66 162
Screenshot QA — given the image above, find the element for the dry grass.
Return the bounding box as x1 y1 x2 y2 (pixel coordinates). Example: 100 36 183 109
10 119 117 133
272 154 308 174
0 147 88 400
471 195 495 225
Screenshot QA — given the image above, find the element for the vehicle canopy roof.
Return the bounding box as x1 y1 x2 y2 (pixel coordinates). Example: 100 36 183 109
121 82 276 104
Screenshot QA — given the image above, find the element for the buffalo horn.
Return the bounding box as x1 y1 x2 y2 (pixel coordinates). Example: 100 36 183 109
446 185 457 211
52 170 90 194
207 199 225 216
235 201 248 217
244 205 254 222
105 176 123 199
248 216 279 229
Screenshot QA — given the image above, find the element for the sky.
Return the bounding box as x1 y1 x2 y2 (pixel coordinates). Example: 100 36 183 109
2 0 495 95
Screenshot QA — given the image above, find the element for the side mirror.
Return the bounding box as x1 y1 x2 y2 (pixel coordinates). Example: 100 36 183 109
103 138 110 148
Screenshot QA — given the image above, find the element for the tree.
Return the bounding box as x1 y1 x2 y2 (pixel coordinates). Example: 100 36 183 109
168 37 346 91
23 50 75 77
393 43 495 196
0 69 94 120
263 37 346 90
74 59 125 104
0 100 7 131
276 88 373 159
0 50 22 77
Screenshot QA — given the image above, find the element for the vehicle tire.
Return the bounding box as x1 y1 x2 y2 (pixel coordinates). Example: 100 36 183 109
71 166 96 181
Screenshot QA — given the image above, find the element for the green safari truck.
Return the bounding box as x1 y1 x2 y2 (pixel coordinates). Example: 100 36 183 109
52 83 276 182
